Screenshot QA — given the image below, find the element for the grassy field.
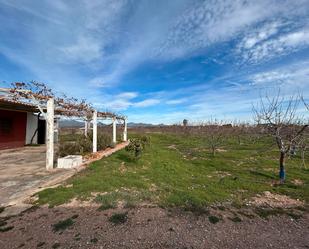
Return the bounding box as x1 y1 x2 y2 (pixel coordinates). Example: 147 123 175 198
38 133 309 210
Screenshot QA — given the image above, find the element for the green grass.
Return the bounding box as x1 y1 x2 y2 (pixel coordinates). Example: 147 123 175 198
37 133 309 210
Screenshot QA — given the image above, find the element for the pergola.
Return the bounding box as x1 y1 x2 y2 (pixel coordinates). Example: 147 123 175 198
0 85 128 170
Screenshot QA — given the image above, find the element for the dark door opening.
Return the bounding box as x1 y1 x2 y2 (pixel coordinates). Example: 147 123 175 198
37 119 46 144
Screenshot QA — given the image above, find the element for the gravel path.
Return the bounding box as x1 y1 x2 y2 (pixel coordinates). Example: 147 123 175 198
0 206 308 249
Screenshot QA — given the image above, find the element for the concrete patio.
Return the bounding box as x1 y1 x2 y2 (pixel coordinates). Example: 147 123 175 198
0 146 77 216
0 141 129 216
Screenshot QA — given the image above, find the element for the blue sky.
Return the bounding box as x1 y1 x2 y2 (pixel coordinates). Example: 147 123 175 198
0 0 308 124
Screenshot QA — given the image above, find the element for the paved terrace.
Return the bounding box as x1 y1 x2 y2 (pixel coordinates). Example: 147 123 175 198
0 142 129 216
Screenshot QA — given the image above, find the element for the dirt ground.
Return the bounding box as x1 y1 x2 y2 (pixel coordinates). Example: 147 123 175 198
0 204 308 249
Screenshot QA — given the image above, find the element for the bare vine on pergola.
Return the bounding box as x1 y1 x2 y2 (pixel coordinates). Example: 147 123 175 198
9 81 94 118
8 81 125 120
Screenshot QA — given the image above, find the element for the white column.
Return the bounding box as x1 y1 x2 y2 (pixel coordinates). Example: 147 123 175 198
123 119 127 142
93 111 97 153
46 98 54 170
112 117 117 144
84 120 88 137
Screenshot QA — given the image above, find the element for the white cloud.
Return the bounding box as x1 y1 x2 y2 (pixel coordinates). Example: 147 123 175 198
250 60 309 89
60 36 102 63
116 92 138 99
166 98 186 105
134 99 160 108
237 18 309 63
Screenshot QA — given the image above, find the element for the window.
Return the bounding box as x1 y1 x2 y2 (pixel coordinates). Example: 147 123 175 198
0 118 13 134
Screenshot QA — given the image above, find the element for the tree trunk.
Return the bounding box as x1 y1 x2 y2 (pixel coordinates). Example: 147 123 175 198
212 146 216 156
279 151 286 184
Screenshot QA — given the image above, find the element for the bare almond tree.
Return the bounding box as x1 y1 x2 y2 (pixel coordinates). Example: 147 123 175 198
299 96 309 168
202 120 226 156
253 91 308 183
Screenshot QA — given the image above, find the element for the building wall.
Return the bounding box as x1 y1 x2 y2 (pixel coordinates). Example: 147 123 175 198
0 109 27 149
26 112 38 145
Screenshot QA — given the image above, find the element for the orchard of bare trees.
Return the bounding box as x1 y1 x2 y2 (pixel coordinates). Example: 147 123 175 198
130 92 308 184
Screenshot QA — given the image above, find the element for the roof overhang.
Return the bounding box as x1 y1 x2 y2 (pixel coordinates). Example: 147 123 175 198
0 98 39 113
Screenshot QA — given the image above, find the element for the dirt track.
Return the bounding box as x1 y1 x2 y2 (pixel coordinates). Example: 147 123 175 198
0 205 308 249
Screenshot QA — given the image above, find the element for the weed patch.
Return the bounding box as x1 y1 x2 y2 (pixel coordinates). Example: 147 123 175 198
254 207 302 220
90 238 98 243
109 212 128 225
208 215 221 224
52 218 74 232
52 243 61 249
0 225 14 232
229 216 242 222
37 242 45 247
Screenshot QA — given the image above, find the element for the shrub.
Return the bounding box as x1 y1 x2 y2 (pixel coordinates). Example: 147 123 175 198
59 132 112 157
108 212 128 224
52 218 74 232
125 136 150 160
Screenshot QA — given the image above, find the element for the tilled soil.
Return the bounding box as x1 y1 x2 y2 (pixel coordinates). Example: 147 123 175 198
0 205 308 249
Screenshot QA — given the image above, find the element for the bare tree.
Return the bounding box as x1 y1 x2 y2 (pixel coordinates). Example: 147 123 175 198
202 120 226 156
299 95 309 168
253 91 308 183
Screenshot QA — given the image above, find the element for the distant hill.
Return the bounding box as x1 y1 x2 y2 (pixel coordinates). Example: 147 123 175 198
59 120 83 128
59 120 158 128
59 120 108 128
127 122 156 127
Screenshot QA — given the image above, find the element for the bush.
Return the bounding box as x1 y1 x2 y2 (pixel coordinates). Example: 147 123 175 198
59 132 112 157
125 135 150 160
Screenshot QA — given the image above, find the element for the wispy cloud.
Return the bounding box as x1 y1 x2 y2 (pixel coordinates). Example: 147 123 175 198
0 0 308 122
238 26 309 63
166 98 186 105
134 99 160 108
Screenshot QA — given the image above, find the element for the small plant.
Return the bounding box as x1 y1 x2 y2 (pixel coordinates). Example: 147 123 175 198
74 233 81 241
52 243 61 249
37 242 45 247
0 220 7 227
109 212 128 224
0 225 14 232
90 238 98 243
52 218 74 232
208 215 220 224
229 216 242 222
125 135 150 160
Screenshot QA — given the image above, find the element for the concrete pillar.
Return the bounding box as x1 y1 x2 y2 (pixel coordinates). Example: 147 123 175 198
46 98 54 170
112 117 117 144
84 120 88 137
93 111 97 153
123 119 127 142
